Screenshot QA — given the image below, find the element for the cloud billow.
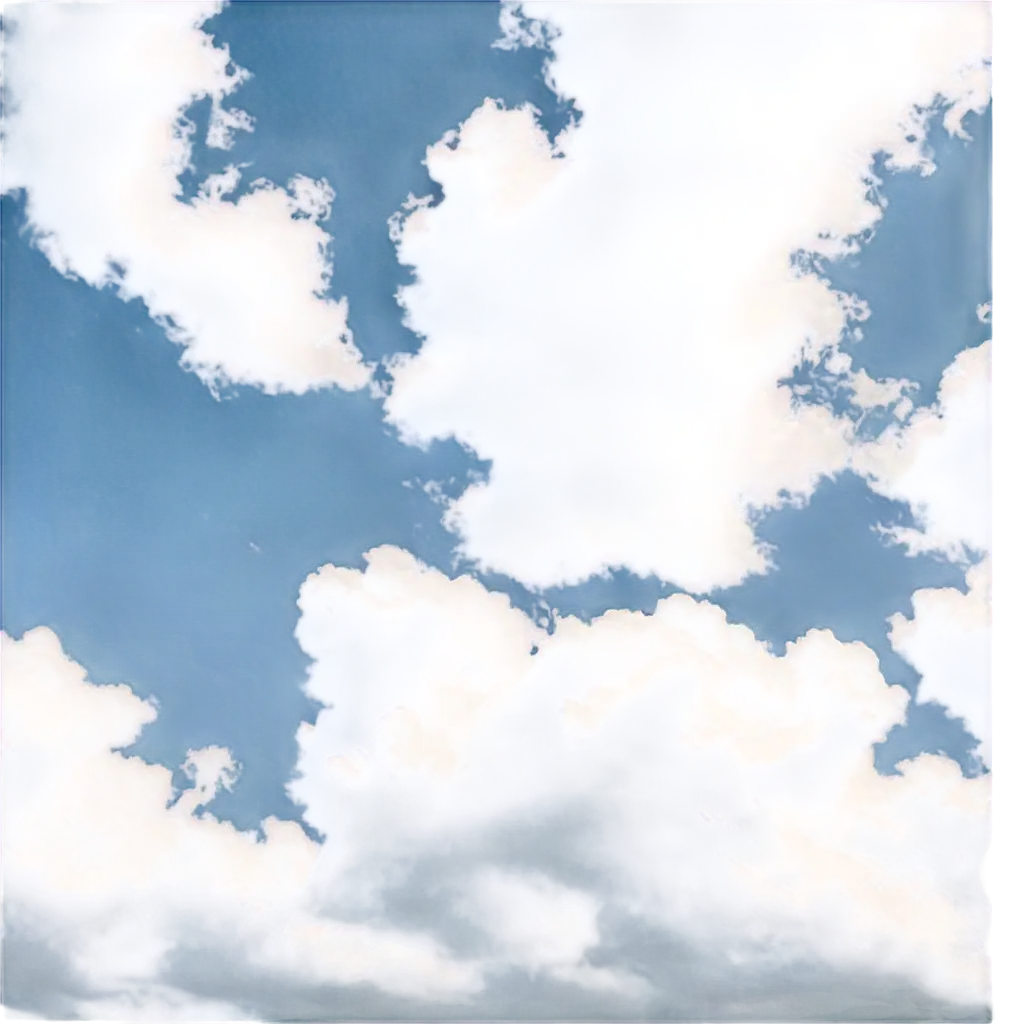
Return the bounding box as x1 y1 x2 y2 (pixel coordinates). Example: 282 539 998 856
386 2 990 595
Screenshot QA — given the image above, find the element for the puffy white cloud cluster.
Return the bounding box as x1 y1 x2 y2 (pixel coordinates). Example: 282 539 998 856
1 627 483 1019
290 547 989 1009
2 555 991 1016
890 558 992 766
857 341 992 561
385 1 990 592
1 1 369 394
850 341 991 764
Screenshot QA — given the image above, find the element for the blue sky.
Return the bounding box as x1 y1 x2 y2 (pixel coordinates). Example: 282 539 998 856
3 0 573 830
1 3 995 1021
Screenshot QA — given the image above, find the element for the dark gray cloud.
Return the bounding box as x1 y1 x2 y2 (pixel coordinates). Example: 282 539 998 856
2 916 427 1023
284 576 989 1018
2 914 94 1021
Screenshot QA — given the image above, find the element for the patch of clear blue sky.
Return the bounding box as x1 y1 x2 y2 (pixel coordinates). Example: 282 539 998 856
999 101 1024 311
0 2 990 832
1003 12 1024 317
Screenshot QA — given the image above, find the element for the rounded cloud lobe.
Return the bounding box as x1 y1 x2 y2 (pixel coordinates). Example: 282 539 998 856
290 547 989 1011
857 341 992 562
854 342 992 764
385 2 990 592
891 559 992 767
1 2 369 395
1 628 484 1020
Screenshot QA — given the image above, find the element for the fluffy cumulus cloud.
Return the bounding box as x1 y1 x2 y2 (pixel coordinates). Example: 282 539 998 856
1 627 482 1019
891 558 992 767
385 2 990 592
851 341 991 766
856 341 991 561
2 556 991 1017
290 547 989 1011
1 1 369 394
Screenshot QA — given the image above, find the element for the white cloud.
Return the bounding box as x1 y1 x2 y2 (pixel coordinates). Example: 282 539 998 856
815 348 918 424
0 627 482 1017
97 1003 249 1019
385 2 990 592
855 341 991 560
175 745 238 816
1 2 369 395
891 558 992 766
70 917 174 993
289 546 990 1009
0 4 994 1017
461 869 600 970
2 547 992 1014
847 371 912 417
847 339 991 768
